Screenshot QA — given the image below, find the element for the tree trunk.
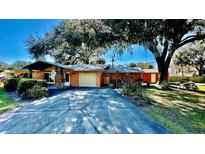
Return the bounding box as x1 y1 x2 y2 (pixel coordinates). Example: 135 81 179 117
156 57 170 84
181 65 184 77
198 68 203 76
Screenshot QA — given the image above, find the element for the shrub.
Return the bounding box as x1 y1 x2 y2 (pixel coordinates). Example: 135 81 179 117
21 85 48 100
17 78 47 94
55 82 67 90
4 78 20 91
169 76 205 83
160 81 170 90
121 78 150 105
179 82 198 91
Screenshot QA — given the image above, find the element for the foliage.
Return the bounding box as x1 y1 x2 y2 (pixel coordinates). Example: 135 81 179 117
0 84 19 112
169 76 205 83
10 60 31 69
121 77 149 105
4 78 20 91
26 20 114 64
174 41 205 76
136 62 154 69
17 78 47 94
160 81 170 90
93 58 106 64
177 82 198 91
55 82 67 90
129 63 137 67
21 85 48 100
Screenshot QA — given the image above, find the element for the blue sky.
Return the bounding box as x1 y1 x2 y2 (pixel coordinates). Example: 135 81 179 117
0 19 156 67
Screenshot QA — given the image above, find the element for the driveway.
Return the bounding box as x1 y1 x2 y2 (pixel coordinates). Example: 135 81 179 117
0 88 171 134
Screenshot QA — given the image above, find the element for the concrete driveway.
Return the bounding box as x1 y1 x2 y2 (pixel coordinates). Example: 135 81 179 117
0 88 170 134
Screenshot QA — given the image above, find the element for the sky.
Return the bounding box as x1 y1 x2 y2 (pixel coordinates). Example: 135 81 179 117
0 19 156 67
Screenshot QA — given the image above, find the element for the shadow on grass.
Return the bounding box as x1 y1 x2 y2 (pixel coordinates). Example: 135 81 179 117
143 86 205 133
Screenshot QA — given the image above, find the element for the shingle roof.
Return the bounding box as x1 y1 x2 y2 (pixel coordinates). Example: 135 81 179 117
106 65 144 73
23 60 109 71
66 65 109 71
13 68 29 71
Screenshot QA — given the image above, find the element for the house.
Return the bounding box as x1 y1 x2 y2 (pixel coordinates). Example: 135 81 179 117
14 61 158 87
14 68 29 77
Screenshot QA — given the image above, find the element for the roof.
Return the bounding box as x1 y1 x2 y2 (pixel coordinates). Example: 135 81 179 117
67 65 109 71
23 60 109 71
143 69 158 73
13 68 29 71
106 65 144 73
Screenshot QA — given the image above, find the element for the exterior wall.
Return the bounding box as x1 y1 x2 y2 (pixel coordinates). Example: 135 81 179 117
96 72 103 87
103 72 158 85
14 70 28 77
70 71 79 87
32 71 44 79
44 66 56 72
142 73 158 83
109 73 143 83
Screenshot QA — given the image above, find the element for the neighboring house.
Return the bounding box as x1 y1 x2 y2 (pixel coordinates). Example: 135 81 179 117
14 61 159 87
14 68 29 77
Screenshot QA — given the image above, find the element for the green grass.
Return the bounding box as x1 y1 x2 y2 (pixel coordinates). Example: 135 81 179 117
143 87 205 134
0 83 19 113
197 85 205 92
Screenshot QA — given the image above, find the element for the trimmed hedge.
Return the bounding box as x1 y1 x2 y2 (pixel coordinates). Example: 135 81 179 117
4 78 20 91
21 85 49 100
169 76 205 83
17 78 47 94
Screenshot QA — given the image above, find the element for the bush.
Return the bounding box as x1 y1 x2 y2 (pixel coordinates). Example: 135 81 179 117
21 85 48 100
160 81 170 90
178 82 198 91
121 78 150 105
4 78 20 91
17 78 47 94
169 76 205 83
55 82 67 90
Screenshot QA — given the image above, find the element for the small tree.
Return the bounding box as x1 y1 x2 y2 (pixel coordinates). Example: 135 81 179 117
129 63 137 67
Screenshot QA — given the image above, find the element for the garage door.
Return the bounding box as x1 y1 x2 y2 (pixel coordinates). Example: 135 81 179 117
151 73 156 83
79 72 97 87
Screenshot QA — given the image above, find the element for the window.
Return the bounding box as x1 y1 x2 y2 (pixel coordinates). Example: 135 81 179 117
64 73 70 82
44 73 54 82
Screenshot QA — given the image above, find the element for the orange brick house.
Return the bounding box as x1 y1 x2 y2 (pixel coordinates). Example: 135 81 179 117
14 61 158 87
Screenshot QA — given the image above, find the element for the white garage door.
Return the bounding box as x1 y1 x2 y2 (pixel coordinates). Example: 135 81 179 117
79 72 97 87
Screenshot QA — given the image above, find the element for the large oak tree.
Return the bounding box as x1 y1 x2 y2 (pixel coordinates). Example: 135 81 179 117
104 19 205 83
26 19 114 64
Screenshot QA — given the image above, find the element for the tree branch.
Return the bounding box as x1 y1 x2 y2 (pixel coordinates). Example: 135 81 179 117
177 34 205 49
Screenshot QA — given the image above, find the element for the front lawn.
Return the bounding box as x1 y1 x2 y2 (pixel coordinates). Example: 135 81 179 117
197 85 205 92
0 83 19 113
143 87 205 133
